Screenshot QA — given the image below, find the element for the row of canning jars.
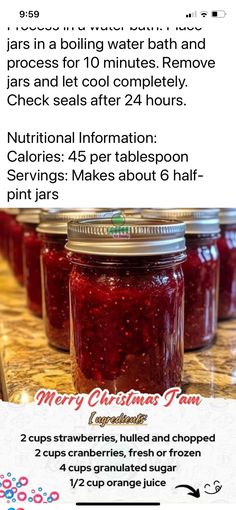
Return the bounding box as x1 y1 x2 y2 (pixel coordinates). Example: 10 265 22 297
0 208 236 395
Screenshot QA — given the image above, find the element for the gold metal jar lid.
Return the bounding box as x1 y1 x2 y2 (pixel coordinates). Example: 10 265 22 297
37 209 120 235
219 208 236 225
17 209 41 225
3 208 20 216
66 217 186 256
142 208 220 235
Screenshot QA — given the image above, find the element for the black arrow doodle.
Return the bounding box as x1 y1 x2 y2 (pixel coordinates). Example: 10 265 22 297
175 484 200 498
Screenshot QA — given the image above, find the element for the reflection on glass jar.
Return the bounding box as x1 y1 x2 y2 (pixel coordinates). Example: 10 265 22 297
67 218 186 394
218 209 236 320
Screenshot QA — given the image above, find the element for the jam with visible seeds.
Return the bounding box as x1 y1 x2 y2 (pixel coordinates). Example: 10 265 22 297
69 253 185 394
41 234 71 350
184 235 219 350
9 217 24 285
218 224 236 319
23 224 42 317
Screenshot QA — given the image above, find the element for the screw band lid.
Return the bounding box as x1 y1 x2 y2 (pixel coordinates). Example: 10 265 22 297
37 209 119 235
66 217 186 256
142 208 220 234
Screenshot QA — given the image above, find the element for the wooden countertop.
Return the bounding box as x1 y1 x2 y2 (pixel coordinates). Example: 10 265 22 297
0 258 235 402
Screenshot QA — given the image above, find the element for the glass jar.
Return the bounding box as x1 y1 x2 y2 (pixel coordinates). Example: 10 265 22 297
18 210 42 316
142 209 220 350
1 209 20 262
218 209 236 319
40 233 71 350
66 218 186 394
9 216 24 285
38 209 116 351
0 210 8 257
183 233 219 349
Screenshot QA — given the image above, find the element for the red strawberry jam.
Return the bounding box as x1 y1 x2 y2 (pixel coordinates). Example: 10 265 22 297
38 209 116 351
218 210 236 319
67 218 186 394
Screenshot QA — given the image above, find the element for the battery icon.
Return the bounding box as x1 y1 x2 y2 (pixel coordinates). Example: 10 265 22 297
211 10 227 18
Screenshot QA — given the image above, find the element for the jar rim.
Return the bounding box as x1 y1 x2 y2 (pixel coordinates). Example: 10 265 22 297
142 208 220 234
66 217 186 256
219 208 236 225
37 208 120 234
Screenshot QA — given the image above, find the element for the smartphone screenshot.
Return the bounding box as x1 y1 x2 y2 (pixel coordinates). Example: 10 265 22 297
0 1 235 508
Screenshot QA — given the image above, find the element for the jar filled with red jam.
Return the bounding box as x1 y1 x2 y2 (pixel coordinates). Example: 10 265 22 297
143 209 220 351
38 209 117 351
66 218 186 394
218 209 236 320
0 210 8 257
9 214 24 285
2 209 20 263
17 209 42 316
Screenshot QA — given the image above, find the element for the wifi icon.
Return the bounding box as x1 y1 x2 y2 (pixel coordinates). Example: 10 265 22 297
200 11 208 17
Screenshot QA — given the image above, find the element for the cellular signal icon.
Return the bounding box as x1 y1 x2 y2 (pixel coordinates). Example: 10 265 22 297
186 11 197 18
